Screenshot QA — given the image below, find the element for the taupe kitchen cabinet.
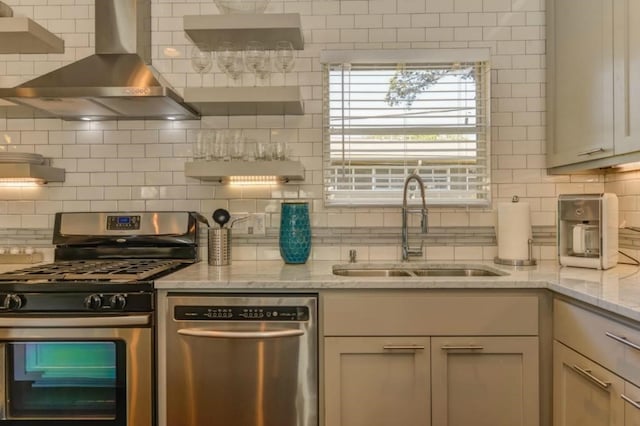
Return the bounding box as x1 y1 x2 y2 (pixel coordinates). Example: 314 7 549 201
324 337 431 426
546 0 640 172
431 336 539 426
322 290 542 426
553 298 640 425
553 341 624 426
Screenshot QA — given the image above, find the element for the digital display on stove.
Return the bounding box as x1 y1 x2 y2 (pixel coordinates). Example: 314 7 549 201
107 215 141 230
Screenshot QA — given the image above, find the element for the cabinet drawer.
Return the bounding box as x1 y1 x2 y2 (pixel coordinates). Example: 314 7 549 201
322 291 539 336
554 298 640 386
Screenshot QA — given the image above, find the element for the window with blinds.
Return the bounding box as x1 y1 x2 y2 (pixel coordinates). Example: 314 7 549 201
323 57 491 207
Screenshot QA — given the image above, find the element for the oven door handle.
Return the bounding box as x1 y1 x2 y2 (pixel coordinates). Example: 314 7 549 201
177 328 305 339
0 315 151 328
0 343 5 420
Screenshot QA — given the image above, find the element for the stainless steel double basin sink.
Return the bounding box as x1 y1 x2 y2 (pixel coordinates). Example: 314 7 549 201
332 263 508 278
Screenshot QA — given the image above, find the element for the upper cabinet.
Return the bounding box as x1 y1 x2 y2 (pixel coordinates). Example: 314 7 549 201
546 0 640 173
182 13 304 116
0 17 64 54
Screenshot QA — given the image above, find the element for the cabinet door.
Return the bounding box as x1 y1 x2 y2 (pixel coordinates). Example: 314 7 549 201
554 341 624 426
623 381 640 426
613 0 640 155
431 336 539 426
547 0 614 168
324 337 430 426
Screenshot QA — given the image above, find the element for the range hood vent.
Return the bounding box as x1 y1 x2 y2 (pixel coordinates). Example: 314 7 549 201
0 0 199 121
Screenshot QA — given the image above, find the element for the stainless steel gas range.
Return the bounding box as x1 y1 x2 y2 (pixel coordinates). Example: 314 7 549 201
0 211 199 426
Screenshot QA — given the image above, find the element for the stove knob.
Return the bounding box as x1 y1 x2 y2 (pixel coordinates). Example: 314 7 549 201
84 294 103 310
109 294 127 310
3 294 22 311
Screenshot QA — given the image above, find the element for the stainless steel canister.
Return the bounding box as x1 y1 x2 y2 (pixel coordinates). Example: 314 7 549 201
208 228 231 266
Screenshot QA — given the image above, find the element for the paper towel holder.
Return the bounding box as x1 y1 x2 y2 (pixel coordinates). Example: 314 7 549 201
494 196 537 266
494 238 537 266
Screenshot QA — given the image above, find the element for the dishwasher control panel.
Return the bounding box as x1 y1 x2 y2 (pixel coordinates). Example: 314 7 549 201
174 305 309 321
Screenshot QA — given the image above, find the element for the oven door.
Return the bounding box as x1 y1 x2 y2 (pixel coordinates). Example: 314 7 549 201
0 315 152 426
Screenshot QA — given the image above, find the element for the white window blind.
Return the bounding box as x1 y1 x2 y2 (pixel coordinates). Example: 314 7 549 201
323 58 491 207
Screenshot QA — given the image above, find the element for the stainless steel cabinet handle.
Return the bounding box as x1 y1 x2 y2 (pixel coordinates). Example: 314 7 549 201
578 147 605 156
441 344 484 351
382 345 425 351
0 315 150 328
571 364 611 390
622 394 640 410
178 328 304 339
606 332 640 352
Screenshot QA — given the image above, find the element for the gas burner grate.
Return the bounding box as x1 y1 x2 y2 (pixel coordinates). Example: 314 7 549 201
0 259 189 283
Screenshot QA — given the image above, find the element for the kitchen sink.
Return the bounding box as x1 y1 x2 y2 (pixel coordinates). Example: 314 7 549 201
332 269 414 277
332 264 508 277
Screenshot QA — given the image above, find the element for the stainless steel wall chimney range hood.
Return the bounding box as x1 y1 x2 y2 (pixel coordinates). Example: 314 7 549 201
0 0 199 121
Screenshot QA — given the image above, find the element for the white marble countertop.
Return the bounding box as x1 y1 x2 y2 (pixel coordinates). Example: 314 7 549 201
155 259 640 322
1 259 639 322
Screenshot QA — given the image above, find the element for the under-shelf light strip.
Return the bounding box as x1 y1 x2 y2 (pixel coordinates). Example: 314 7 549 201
226 176 285 185
0 177 45 187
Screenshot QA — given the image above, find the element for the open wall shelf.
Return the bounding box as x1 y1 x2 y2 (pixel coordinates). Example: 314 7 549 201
183 86 303 116
183 13 303 50
0 17 64 54
185 159 305 183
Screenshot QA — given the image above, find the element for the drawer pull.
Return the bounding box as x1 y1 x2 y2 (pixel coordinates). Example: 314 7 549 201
606 332 640 352
382 345 425 351
441 345 484 351
622 394 640 410
571 365 611 390
578 147 605 156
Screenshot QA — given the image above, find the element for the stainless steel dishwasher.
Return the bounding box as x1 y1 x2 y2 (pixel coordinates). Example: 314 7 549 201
162 294 318 426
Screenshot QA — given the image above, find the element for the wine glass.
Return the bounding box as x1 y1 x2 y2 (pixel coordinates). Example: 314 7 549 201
256 52 271 86
274 40 295 84
215 41 237 73
191 43 212 86
224 53 244 86
243 41 267 86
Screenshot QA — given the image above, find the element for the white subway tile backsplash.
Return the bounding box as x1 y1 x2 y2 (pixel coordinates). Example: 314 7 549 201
0 0 592 261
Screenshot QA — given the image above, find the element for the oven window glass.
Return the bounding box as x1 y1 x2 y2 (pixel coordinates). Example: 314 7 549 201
7 341 126 420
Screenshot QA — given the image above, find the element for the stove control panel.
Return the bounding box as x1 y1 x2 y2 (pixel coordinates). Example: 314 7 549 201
106 215 141 231
0 292 152 313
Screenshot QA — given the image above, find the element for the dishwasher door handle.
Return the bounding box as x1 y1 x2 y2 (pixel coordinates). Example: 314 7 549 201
177 328 305 339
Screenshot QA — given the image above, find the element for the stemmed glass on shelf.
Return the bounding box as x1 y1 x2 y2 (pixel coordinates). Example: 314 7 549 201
190 43 212 86
243 41 269 86
274 40 295 84
215 41 242 86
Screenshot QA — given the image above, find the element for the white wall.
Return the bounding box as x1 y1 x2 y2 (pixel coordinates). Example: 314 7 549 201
0 0 607 261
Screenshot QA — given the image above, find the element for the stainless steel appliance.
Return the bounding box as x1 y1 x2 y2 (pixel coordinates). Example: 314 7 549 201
558 193 619 269
160 294 318 426
0 0 199 121
0 211 199 426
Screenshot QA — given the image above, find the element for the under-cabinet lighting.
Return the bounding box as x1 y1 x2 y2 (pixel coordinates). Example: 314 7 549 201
226 176 284 185
610 162 640 172
0 177 44 187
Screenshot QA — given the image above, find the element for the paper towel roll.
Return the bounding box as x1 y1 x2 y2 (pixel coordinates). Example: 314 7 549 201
497 201 532 261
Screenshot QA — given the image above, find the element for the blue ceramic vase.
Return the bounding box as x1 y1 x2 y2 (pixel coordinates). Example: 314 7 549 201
279 202 311 264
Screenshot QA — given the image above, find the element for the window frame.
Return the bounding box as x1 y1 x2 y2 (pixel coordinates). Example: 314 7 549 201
321 49 492 208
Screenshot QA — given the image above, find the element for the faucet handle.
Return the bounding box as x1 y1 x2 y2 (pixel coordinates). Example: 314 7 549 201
421 211 428 233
